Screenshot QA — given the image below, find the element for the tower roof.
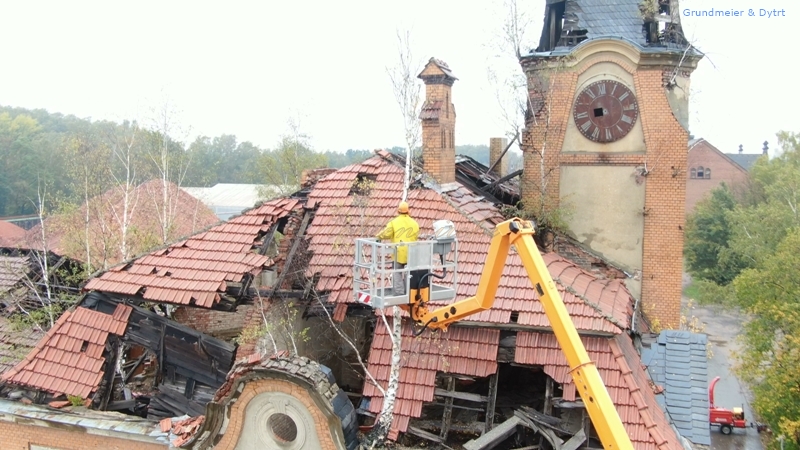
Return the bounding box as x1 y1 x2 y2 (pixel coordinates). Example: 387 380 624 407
417 57 458 84
532 0 696 55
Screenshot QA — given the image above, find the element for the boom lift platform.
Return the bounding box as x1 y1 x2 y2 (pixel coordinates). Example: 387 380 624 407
353 217 635 450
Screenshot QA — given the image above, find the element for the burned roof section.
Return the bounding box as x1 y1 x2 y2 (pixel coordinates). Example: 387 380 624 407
535 0 690 54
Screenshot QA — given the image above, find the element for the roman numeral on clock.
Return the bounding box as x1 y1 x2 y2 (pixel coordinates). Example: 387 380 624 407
605 128 613 141
597 83 606 95
591 127 600 140
618 91 629 101
620 115 633 124
580 120 592 132
576 111 589 119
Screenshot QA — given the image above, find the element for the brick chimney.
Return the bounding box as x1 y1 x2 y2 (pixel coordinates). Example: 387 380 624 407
418 58 457 185
489 137 508 177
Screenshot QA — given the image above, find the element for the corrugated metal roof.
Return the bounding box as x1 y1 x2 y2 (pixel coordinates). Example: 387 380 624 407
641 330 710 446
1 304 132 398
84 197 299 307
182 184 264 208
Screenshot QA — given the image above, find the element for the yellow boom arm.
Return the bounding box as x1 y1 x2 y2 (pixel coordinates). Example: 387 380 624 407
408 218 633 450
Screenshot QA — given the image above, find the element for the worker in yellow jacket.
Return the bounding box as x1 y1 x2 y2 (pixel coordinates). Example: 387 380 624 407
376 201 419 295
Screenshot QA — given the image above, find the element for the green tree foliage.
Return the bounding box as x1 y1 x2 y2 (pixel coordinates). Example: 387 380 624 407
684 184 748 285
253 133 328 199
734 228 800 448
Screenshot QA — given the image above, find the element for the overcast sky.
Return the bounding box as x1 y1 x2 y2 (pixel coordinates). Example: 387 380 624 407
0 0 792 155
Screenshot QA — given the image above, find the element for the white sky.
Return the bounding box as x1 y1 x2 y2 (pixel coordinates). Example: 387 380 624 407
0 0 793 155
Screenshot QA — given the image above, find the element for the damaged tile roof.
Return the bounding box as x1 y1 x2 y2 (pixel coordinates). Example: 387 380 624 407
84 198 299 307
0 255 27 294
305 151 630 334
363 322 499 440
516 331 681 450
0 316 44 375
1 303 131 398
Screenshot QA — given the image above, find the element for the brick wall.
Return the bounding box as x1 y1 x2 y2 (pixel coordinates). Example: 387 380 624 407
634 67 690 328
685 140 750 213
173 304 253 339
0 421 167 450
489 137 508 177
520 53 693 328
421 71 456 185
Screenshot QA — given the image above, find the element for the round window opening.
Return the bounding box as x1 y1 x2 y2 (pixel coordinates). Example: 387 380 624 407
268 413 298 443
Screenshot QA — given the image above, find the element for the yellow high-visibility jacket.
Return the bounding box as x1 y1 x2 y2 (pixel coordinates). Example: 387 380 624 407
376 214 419 264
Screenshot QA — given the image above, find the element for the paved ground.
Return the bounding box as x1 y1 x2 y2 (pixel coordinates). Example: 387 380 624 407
683 283 764 450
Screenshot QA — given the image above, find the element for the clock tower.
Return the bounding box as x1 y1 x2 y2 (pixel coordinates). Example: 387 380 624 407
519 0 702 328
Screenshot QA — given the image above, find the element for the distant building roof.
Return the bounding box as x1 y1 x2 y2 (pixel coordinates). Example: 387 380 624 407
641 330 711 446
725 153 762 171
183 183 292 220
0 221 25 247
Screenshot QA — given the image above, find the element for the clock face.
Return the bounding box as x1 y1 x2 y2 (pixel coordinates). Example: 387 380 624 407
573 80 639 143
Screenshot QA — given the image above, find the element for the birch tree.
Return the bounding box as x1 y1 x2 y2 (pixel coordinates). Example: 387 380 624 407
145 99 192 245
105 121 141 263
359 29 425 448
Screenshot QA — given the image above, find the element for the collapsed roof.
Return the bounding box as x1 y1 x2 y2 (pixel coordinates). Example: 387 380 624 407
3 151 694 449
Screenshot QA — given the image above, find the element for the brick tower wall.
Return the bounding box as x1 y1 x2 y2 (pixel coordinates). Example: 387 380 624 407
520 56 692 328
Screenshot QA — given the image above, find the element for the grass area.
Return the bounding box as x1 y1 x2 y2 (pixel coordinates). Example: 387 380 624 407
682 282 700 301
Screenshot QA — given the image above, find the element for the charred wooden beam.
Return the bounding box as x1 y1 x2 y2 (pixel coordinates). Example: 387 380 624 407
407 426 443 444
480 169 523 194
485 371 499 432
434 388 488 403
463 416 523 450
440 376 455 441
258 222 279 256
230 287 306 299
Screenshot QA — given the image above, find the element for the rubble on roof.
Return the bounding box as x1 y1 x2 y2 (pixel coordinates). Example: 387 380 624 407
1 291 235 422
0 315 44 375
0 247 84 316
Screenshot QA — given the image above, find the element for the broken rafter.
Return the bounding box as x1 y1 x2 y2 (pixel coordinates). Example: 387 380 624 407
480 169 523 194
264 209 312 301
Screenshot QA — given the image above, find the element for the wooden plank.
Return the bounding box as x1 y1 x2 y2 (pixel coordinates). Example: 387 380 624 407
561 428 586 450
463 416 522 450
106 399 137 411
485 372 499 432
440 376 455 441
407 426 443 444
434 388 487 403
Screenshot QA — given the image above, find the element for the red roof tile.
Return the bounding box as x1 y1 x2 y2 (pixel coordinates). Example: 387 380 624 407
306 154 630 335
362 320 499 436
0 304 131 398
84 197 299 307
514 331 681 450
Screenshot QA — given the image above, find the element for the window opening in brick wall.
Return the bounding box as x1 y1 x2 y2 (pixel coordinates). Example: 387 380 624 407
690 168 697 179
696 166 704 178
704 168 711 179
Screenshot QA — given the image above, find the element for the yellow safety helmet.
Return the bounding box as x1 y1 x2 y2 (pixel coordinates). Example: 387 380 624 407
398 201 409 214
